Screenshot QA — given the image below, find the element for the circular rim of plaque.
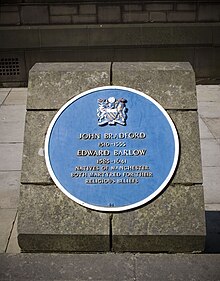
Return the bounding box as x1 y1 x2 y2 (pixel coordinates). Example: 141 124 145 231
45 86 179 212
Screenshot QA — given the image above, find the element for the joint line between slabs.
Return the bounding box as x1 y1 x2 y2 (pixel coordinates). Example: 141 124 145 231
4 210 17 253
0 89 12 107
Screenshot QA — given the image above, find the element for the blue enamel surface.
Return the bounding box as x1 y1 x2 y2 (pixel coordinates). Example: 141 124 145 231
48 88 177 208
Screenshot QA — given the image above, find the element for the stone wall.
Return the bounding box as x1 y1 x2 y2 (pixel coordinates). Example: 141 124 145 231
0 1 220 85
0 1 220 25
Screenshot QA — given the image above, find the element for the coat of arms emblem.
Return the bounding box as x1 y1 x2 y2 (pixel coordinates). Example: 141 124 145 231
97 97 127 126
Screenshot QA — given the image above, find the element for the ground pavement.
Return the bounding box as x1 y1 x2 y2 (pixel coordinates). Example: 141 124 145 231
0 86 220 280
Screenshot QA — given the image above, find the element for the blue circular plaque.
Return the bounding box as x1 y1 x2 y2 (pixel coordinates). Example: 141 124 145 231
45 86 179 212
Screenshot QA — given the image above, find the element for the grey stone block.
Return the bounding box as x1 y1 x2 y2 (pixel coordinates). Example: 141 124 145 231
98 6 121 23
123 12 149 23
79 4 96 15
0 6 19 12
150 12 166 22
198 4 220 22
18 185 110 252
167 12 196 22
140 25 212 46
124 4 143 12
21 111 55 184
27 63 111 110
72 15 97 24
112 62 197 110
50 15 71 24
88 25 143 47
0 12 20 25
112 185 206 252
21 6 49 25
170 111 203 184
50 5 77 16
39 27 88 48
0 28 40 49
145 4 173 11
177 4 196 11
21 110 202 185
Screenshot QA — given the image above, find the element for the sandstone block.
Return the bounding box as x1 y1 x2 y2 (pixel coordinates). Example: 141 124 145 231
18 185 110 252
112 62 197 110
27 63 111 110
112 185 205 252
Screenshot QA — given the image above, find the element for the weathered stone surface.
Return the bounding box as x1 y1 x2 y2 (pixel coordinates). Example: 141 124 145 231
21 110 202 184
112 62 197 110
18 185 110 252
112 185 206 252
27 62 111 110
170 111 203 184
21 111 55 184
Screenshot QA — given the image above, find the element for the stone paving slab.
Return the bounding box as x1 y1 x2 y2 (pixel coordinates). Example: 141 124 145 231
0 189 19 209
196 85 220 210
0 143 23 171
0 171 20 209
0 88 11 93
0 121 26 143
198 102 220 118
10 88 28 92
200 138 220 167
203 167 220 204
0 253 220 281
3 89 27 105
203 117 220 139
199 117 214 139
205 204 220 211
196 85 220 102
0 171 20 191
0 91 9 104
0 105 26 123
0 89 25 254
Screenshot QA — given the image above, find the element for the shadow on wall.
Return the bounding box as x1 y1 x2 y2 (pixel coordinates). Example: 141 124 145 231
205 211 220 253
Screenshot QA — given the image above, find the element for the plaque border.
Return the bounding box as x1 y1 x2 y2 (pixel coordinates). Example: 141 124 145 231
45 86 179 212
